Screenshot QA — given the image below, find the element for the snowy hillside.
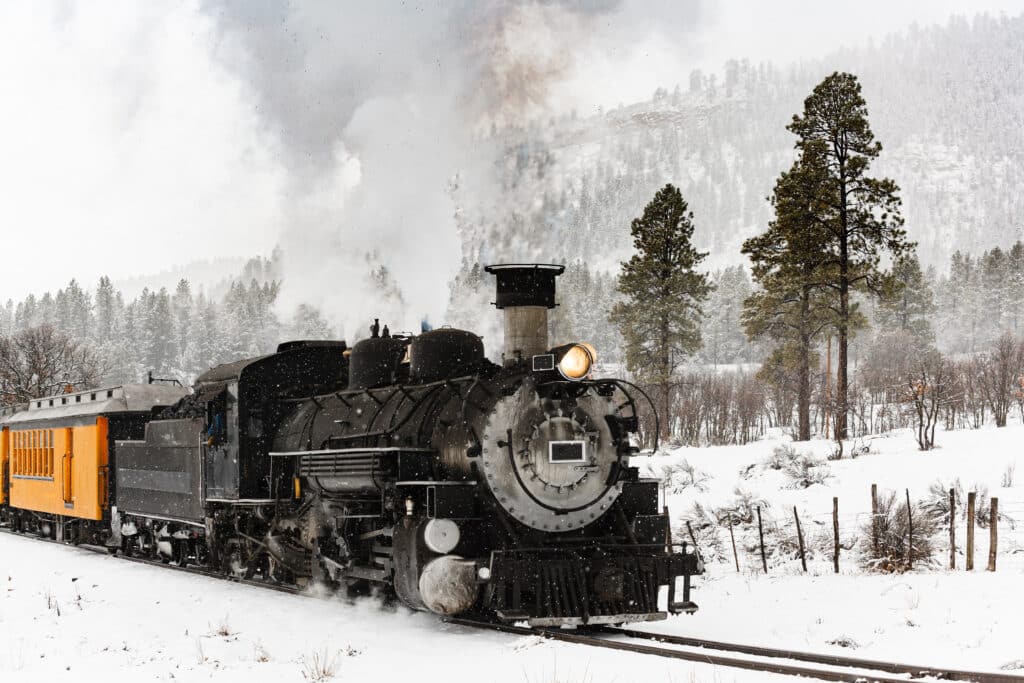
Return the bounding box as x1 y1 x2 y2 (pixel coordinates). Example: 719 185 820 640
2 422 1021 682
456 15 1024 274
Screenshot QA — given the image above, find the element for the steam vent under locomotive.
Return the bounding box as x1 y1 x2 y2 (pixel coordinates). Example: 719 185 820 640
38 264 703 627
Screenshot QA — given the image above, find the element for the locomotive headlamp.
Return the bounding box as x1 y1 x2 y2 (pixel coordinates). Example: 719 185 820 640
555 342 596 380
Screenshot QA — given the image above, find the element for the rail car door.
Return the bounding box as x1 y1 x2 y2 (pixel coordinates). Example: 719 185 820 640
62 427 74 508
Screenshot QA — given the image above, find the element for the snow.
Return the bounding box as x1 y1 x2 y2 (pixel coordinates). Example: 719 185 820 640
2 423 1022 681
635 422 1024 674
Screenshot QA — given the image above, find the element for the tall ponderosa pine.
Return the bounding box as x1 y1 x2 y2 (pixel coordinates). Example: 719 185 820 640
788 72 912 439
610 184 711 440
743 157 835 441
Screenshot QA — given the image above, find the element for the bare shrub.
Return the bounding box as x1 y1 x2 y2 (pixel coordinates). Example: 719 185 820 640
764 444 798 470
924 479 1015 530
717 488 771 525
686 502 725 561
978 333 1024 428
44 589 61 616
900 350 954 450
827 636 860 649
674 369 767 446
784 453 831 488
302 649 339 682
1002 464 1016 488
253 641 271 663
922 479 963 525
210 615 235 638
301 646 360 682
659 458 711 493
860 492 939 572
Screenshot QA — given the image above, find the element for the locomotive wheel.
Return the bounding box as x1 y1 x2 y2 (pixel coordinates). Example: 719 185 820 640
267 556 292 585
221 539 257 579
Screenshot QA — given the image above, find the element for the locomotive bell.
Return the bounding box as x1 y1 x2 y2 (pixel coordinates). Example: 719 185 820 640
485 263 564 364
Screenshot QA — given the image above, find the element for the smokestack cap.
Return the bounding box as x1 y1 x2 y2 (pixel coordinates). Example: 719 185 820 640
485 263 564 309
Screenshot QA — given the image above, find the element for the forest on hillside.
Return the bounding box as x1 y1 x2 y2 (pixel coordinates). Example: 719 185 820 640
453 14 1023 274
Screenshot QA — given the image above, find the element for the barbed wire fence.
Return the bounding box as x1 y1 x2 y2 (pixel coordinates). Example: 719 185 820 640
673 483 1021 576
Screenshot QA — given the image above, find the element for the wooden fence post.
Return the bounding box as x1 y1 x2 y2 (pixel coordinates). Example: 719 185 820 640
793 506 807 572
727 515 740 572
966 492 976 571
756 506 767 574
832 497 840 573
905 489 913 570
871 484 879 556
987 497 998 572
949 488 955 570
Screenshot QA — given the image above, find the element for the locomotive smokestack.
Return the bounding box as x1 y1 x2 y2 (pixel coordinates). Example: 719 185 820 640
485 264 564 365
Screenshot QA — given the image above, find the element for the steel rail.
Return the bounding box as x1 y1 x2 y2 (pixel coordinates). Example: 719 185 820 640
597 625 1022 683
445 617 1019 683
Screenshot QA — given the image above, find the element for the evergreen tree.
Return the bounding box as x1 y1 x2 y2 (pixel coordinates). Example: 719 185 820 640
15 294 38 330
876 253 936 351
701 266 753 367
0 300 13 338
787 72 913 438
288 304 335 340
171 279 194 378
55 279 91 341
93 276 118 342
743 157 835 440
1009 241 1024 334
610 184 711 440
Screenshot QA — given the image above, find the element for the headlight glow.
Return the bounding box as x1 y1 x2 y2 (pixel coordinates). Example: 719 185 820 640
557 343 595 380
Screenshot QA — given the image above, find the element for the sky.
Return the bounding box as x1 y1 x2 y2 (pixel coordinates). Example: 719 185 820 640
0 0 1021 329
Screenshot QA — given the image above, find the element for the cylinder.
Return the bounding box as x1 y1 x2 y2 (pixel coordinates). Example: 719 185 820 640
503 306 548 363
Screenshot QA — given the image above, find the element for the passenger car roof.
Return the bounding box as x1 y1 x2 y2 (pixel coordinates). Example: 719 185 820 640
0 384 188 426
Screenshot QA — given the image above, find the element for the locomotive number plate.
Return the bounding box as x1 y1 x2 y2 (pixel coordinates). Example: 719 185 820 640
548 440 586 463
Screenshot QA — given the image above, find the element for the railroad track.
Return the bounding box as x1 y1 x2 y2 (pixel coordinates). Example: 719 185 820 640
4 528 1019 683
445 618 1022 683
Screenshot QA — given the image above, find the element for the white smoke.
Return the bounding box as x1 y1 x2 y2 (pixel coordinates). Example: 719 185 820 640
199 1 706 342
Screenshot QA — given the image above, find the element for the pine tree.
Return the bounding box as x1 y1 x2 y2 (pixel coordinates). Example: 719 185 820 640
93 276 118 342
0 301 13 338
610 184 711 440
876 253 936 351
171 279 195 378
981 246 1010 342
1009 241 1024 334
701 266 753 367
288 304 335 340
743 157 835 441
787 72 913 439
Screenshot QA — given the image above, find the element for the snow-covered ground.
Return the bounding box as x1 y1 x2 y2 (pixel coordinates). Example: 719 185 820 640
1 423 1022 682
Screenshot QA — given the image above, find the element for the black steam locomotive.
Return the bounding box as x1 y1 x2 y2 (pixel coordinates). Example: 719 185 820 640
5 264 703 626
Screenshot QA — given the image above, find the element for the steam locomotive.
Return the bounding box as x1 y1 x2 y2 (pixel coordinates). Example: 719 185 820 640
0 264 702 626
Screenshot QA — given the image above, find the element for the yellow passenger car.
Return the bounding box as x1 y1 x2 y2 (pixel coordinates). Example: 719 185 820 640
1 384 187 541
